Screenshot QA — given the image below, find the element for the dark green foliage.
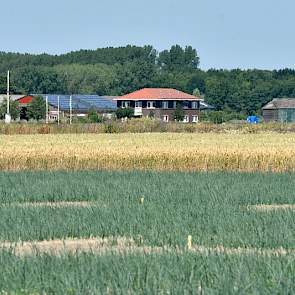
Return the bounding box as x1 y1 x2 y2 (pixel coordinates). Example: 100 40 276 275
158 45 199 71
0 74 6 93
1 46 295 114
193 88 201 97
27 96 46 120
116 107 134 119
0 99 20 120
173 102 185 121
201 110 247 123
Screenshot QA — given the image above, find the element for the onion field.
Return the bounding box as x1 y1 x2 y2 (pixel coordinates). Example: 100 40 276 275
1 171 295 293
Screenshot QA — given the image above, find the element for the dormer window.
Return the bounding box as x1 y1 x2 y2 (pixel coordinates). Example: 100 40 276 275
191 101 198 109
122 101 130 108
162 101 169 109
147 101 155 109
135 101 142 108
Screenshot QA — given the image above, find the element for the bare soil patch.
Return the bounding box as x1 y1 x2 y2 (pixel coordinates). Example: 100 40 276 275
249 204 295 211
1 237 295 257
2 201 98 208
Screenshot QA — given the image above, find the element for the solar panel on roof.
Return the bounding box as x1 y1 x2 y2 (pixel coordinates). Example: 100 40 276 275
37 94 117 111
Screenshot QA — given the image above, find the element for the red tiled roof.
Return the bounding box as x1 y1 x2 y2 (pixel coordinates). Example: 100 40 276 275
116 88 200 100
17 95 34 104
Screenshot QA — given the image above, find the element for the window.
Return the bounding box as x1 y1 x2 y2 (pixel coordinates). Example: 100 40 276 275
183 101 189 109
50 115 58 121
173 101 177 109
183 115 189 123
162 101 168 109
147 101 155 109
122 101 130 108
162 115 169 122
135 101 142 108
191 101 198 109
192 115 199 123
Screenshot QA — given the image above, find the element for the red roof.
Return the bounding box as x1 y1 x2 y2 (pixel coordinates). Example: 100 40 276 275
17 95 34 104
116 88 200 101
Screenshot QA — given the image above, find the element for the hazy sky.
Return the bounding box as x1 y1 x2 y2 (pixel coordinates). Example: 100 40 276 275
1 0 295 69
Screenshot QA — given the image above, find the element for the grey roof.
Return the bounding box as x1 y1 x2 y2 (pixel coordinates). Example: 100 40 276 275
262 98 295 110
0 94 25 104
200 100 215 110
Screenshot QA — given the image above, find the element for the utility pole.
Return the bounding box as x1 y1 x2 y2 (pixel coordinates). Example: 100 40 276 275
69 95 72 124
5 70 11 124
45 96 49 124
57 95 60 125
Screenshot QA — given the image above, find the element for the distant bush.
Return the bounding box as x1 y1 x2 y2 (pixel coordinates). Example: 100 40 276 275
87 108 105 123
201 111 247 124
3 118 295 134
116 108 134 119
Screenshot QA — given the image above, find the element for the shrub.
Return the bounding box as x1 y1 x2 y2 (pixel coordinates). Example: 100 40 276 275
0 99 20 120
88 108 99 123
201 111 247 124
116 108 134 119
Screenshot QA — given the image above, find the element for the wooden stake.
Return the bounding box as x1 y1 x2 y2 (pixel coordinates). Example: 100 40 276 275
187 235 192 250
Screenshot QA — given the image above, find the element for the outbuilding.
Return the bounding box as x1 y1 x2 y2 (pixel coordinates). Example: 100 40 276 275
262 98 295 123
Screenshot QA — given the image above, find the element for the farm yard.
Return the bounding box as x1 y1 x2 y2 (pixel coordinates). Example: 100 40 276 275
1 134 295 293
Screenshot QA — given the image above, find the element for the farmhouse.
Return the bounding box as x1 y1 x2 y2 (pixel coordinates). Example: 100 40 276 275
115 88 202 123
262 98 295 123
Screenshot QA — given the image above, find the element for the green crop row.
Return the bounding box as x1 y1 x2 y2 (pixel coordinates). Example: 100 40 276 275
0 171 295 249
0 251 294 294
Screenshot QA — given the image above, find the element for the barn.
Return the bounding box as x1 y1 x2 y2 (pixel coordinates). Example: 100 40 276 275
262 98 295 123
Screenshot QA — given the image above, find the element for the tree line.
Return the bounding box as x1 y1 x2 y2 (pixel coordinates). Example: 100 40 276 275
1 45 295 115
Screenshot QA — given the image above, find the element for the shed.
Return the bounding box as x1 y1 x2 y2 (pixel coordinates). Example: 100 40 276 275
262 98 295 123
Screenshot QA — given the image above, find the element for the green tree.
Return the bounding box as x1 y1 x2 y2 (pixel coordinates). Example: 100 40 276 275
173 102 185 121
27 96 46 120
193 88 201 97
158 45 199 71
0 99 20 120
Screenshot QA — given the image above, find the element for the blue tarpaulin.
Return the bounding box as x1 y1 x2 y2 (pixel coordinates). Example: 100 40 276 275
247 116 259 124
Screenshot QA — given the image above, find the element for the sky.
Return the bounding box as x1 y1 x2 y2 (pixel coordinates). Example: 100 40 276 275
1 0 295 70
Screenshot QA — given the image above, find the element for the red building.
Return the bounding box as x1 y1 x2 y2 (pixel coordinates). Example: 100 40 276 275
114 88 202 123
17 95 34 105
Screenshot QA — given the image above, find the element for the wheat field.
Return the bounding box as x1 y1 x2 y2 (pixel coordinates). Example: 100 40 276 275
0 133 295 171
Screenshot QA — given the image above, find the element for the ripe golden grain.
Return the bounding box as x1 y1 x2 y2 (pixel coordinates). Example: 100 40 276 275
1 133 295 172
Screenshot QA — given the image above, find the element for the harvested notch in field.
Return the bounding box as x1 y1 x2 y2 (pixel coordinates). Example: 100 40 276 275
1 201 98 208
0 237 136 256
249 204 295 211
2 237 295 257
